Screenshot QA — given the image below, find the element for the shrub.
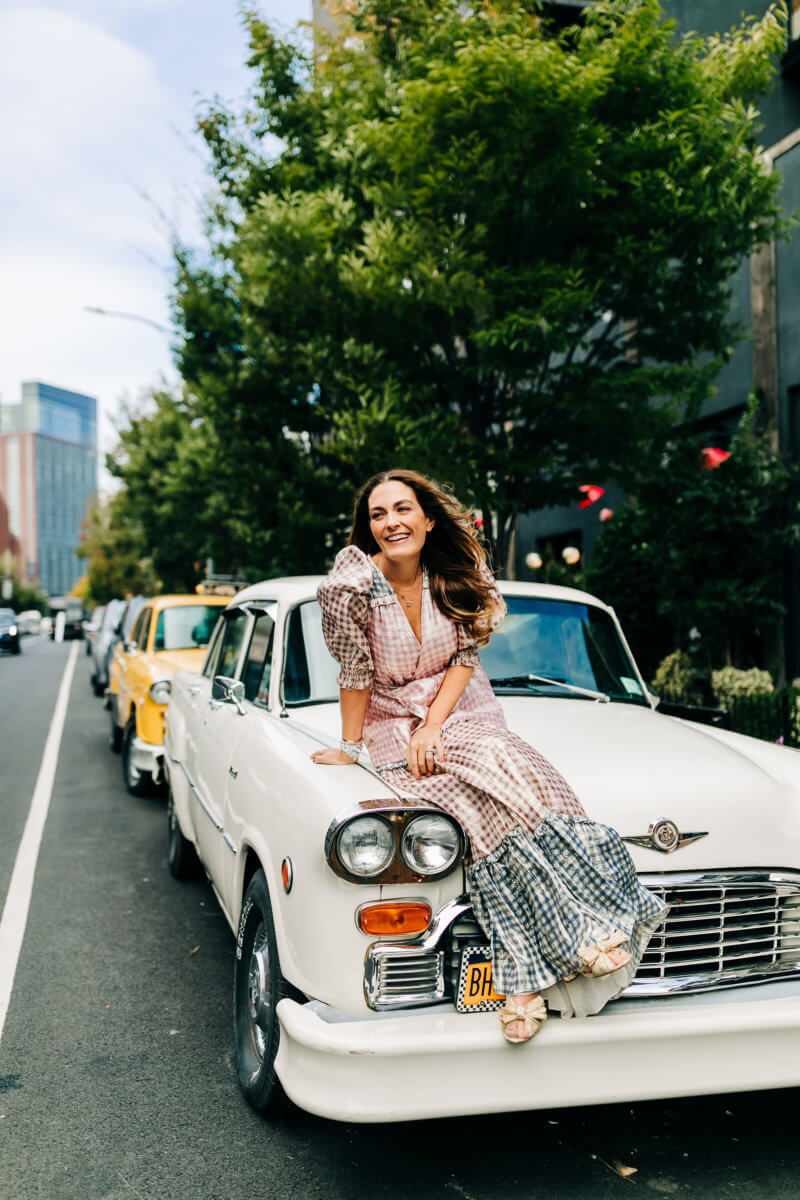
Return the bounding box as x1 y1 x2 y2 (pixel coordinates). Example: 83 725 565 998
651 650 703 704
711 666 774 709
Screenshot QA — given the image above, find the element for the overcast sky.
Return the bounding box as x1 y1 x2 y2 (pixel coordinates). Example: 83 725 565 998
0 0 310 482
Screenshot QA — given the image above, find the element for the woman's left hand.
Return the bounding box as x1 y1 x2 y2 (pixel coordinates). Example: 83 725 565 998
407 722 445 780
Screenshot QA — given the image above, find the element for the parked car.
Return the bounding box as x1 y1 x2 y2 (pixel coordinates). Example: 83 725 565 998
0 608 21 654
17 609 42 636
82 605 106 655
104 596 148 707
163 575 800 1123
90 599 126 697
48 597 84 640
108 593 228 794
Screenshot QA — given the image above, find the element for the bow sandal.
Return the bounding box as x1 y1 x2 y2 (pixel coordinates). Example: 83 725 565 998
577 929 631 978
499 995 548 1045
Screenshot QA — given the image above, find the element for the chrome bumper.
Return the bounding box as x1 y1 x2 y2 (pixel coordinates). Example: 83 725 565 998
130 735 165 784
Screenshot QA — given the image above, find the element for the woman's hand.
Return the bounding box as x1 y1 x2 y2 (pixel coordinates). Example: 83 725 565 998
407 722 446 780
310 748 358 765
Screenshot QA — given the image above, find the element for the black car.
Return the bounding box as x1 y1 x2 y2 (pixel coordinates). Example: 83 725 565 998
0 609 21 654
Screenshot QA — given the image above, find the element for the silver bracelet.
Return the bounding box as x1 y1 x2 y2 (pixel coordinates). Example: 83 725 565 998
339 738 363 762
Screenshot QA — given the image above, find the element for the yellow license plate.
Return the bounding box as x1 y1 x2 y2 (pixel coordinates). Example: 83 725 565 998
456 946 506 1012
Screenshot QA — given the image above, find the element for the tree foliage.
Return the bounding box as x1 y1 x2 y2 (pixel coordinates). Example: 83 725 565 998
77 493 159 606
585 401 800 676
113 0 790 580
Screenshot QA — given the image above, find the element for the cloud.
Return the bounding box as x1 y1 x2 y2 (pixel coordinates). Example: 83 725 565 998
0 8 201 475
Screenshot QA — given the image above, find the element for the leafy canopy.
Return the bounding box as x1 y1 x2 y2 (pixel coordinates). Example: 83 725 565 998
115 0 790 578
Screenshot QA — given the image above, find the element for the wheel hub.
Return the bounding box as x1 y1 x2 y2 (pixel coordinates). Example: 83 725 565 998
247 943 272 1041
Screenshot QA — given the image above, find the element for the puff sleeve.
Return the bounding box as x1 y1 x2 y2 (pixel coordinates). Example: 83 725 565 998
317 546 374 690
448 566 507 668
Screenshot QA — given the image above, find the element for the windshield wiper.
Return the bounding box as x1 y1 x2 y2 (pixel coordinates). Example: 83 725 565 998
489 674 610 703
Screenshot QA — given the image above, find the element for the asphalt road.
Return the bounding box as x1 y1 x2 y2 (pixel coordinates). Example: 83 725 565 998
2 637 800 1199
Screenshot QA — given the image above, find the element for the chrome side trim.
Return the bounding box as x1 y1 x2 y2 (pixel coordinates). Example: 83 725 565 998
162 733 180 765
177 757 224 832
223 832 239 854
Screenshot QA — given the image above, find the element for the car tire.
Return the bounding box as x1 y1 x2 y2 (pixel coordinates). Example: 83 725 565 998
93 678 106 697
108 697 123 753
166 790 202 880
12 642 21 655
234 870 294 1115
121 718 152 796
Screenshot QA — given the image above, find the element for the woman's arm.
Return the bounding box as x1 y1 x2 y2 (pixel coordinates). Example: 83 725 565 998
311 685 370 766
407 664 474 779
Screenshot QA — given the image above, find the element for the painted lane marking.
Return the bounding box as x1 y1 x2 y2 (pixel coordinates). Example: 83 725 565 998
0 640 79 1045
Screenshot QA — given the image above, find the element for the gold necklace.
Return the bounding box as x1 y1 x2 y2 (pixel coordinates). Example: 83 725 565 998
389 571 422 609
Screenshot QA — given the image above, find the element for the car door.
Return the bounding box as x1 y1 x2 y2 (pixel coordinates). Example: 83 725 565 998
191 607 252 890
220 606 278 900
117 607 150 728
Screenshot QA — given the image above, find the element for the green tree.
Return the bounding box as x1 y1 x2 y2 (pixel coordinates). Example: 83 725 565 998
585 401 800 677
77 494 159 606
169 0 790 572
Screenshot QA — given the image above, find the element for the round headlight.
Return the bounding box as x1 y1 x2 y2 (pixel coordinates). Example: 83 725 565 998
401 814 460 875
337 816 395 878
149 679 172 704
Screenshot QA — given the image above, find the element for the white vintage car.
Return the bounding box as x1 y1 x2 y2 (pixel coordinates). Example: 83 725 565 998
163 575 800 1123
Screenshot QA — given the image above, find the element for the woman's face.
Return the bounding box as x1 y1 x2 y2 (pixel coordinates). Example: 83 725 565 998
367 481 433 566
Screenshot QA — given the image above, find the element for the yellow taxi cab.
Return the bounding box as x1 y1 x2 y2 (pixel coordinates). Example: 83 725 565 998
108 593 228 795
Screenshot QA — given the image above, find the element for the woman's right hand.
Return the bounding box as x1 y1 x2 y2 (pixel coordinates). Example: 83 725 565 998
310 748 358 765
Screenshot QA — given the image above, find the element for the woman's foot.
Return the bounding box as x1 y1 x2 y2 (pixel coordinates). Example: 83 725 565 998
499 993 547 1044
578 930 632 978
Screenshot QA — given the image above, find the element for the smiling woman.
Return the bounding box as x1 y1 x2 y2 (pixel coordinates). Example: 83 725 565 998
313 469 667 1045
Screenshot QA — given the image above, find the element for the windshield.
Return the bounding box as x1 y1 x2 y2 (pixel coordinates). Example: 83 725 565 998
291 594 646 706
480 597 647 705
154 604 222 651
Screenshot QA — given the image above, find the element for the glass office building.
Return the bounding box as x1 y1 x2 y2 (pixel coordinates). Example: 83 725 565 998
0 382 98 596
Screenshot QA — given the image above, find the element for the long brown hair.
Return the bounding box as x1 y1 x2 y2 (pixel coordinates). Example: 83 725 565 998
348 469 502 646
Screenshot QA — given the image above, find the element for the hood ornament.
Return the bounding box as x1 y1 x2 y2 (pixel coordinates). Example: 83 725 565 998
623 819 708 854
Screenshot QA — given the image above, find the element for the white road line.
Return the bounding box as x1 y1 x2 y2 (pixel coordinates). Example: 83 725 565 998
0 640 79 1044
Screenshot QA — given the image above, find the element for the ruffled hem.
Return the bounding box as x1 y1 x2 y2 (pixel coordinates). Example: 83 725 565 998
467 813 668 1016
449 646 481 668
336 666 372 690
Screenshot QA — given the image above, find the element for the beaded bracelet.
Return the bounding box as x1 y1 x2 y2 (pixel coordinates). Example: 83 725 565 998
339 738 363 762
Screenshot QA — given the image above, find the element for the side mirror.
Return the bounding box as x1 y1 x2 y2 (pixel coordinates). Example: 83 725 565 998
124 640 137 654
212 675 246 715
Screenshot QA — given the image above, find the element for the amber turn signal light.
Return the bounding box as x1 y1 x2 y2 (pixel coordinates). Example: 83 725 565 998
357 901 431 936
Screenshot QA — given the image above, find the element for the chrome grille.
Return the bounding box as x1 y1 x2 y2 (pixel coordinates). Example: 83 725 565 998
364 874 800 1010
364 944 445 1009
629 872 800 995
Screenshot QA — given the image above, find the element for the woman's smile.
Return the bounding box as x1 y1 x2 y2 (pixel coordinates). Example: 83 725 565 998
368 481 433 569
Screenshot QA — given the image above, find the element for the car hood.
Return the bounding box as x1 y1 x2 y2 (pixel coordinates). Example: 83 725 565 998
153 648 206 675
290 697 800 870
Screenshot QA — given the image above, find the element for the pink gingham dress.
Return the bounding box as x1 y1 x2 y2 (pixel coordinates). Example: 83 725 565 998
318 546 667 1012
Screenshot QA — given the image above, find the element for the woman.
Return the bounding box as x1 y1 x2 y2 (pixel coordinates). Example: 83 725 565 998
312 469 667 1044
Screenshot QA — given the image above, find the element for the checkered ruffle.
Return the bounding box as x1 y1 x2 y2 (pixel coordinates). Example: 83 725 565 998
468 814 668 1003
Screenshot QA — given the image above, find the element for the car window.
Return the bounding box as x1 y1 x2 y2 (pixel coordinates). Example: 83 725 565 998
284 602 340 704
129 609 146 647
216 610 251 679
122 597 147 640
138 607 153 650
153 604 224 652
202 618 226 679
478 597 648 705
242 608 277 705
